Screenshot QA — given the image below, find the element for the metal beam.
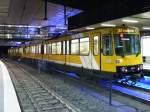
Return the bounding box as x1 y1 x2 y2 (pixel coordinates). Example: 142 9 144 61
47 0 87 10
67 0 150 30
44 0 48 20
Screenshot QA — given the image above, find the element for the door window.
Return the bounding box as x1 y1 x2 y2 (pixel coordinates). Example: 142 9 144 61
93 36 99 55
102 35 113 56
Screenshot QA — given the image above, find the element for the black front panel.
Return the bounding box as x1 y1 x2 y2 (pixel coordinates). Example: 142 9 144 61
116 64 143 74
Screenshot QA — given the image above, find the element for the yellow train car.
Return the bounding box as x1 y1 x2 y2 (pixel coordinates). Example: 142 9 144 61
9 26 143 79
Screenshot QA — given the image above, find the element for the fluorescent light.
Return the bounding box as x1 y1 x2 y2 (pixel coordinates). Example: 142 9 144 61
0 24 41 28
56 26 67 29
101 24 116 27
0 25 5 27
142 36 150 38
8 25 12 27
143 27 150 30
86 27 95 30
122 19 139 23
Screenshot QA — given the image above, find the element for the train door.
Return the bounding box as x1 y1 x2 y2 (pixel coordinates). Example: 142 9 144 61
92 33 101 71
101 33 116 73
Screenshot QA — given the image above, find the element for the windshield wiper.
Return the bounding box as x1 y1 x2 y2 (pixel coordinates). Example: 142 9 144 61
136 52 140 57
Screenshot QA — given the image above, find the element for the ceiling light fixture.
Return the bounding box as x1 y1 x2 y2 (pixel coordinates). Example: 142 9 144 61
142 36 150 38
122 19 139 23
8 25 12 27
101 24 116 27
142 27 150 30
0 24 41 28
86 27 95 30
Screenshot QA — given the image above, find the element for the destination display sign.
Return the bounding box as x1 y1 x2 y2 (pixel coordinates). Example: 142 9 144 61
117 28 135 33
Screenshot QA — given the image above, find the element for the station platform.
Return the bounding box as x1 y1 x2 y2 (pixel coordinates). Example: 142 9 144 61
0 60 21 112
143 63 150 70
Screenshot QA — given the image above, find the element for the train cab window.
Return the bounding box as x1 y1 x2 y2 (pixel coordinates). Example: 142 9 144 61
114 34 141 56
71 39 79 55
52 43 57 54
67 41 70 55
57 42 62 54
102 35 113 56
63 41 66 54
80 38 89 55
94 36 99 55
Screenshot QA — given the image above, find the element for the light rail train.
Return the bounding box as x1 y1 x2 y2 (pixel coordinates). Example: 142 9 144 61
8 26 143 79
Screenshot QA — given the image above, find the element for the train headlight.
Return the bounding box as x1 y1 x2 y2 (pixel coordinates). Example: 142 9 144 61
121 67 127 72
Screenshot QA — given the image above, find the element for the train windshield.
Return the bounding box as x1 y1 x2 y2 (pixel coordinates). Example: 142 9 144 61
114 34 140 56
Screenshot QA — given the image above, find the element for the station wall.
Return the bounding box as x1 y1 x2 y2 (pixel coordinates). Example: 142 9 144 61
142 37 150 63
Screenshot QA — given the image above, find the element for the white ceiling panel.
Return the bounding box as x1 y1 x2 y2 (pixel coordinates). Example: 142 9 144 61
0 0 81 27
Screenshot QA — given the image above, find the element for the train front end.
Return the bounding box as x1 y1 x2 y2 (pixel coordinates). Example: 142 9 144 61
114 27 143 78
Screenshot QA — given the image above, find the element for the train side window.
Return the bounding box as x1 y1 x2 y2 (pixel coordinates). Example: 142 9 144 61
29 47 30 53
102 35 113 56
44 44 47 54
80 37 89 55
29 46 31 53
25 47 27 53
46 44 48 54
36 46 38 54
33 46 36 54
57 42 62 54
52 43 57 54
31 46 33 53
71 39 79 55
94 36 99 55
67 41 70 55
25 48 27 54
30 46 32 53
46 44 49 54
63 41 66 54
48 44 51 54
38 45 41 54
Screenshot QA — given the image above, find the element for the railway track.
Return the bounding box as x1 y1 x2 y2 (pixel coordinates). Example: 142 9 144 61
5 61 79 112
4 59 150 112
12 60 150 104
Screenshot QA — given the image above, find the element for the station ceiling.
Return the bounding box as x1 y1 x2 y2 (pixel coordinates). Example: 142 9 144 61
1 0 150 29
0 0 150 46
0 0 81 45
72 12 150 32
